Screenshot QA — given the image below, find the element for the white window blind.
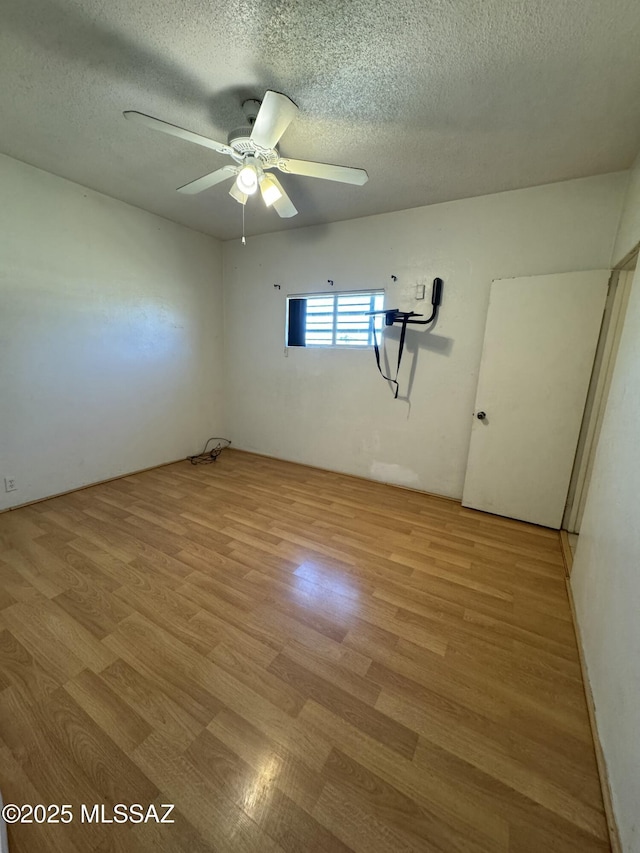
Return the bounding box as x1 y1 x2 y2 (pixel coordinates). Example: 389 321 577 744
302 291 384 347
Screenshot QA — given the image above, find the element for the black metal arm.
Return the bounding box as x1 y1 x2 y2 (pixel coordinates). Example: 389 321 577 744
367 278 444 398
374 277 443 326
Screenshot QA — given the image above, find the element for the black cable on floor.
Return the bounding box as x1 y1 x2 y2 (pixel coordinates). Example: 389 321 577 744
187 437 231 465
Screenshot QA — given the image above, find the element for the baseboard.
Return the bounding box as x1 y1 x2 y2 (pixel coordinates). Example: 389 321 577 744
0 457 185 515
1 447 458 514
565 578 622 853
560 530 574 577
227 446 461 504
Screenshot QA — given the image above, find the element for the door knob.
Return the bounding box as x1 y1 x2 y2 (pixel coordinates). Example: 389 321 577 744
476 411 486 420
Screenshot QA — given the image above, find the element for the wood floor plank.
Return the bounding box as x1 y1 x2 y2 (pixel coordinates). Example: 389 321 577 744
100 657 204 751
269 653 418 759
322 747 498 853
132 731 285 853
0 687 110 851
377 690 606 839
0 628 60 702
187 728 353 853
0 737 86 853
299 698 510 848
313 782 420 853
54 582 133 640
0 555 53 603
412 738 610 853
0 452 610 852
207 707 324 814
208 642 307 716
2 599 112 680
64 668 153 754
103 614 225 726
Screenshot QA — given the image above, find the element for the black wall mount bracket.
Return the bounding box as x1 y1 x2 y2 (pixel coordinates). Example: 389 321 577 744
367 277 444 398
371 277 443 328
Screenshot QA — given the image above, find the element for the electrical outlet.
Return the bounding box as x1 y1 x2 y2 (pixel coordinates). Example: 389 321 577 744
416 283 426 300
4 477 17 492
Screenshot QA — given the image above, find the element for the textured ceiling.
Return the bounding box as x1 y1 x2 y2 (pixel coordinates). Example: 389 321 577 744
1 0 640 240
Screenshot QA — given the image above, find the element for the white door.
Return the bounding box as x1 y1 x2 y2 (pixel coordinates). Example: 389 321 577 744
462 271 609 528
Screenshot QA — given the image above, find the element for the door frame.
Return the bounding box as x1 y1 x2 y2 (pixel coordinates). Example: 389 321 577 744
563 250 637 533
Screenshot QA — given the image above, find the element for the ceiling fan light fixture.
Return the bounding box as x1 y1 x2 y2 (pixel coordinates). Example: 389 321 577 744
229 181 248 205
259 174 283 207
236 163 259 195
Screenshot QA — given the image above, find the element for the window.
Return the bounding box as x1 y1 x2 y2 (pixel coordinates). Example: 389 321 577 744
287 290 384 347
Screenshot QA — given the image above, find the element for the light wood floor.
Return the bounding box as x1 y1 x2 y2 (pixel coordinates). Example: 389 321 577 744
0 451 609 852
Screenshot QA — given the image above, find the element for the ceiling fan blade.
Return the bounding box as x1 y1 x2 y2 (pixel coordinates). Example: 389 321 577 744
277 158 368 186
177 165 237 195
250 91 299 150
267 175 298 218
123 111 234 157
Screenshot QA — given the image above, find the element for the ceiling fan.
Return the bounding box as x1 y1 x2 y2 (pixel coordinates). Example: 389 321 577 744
123 91 369 218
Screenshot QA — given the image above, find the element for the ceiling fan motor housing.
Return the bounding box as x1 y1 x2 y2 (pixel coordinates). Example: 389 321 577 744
227 101 259 151
227 129 279 166
227 98 279 163
227 128 256 154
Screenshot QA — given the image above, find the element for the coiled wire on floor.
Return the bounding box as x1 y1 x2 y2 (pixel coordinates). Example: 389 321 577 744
187 437 231 465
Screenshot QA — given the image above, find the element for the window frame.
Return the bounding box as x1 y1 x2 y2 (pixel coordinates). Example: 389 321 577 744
286 289 385 349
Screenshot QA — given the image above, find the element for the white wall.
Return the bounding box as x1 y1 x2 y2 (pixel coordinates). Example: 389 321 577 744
223 173 626 498
0 154 224 510
572 157 640 853
612 150 640 264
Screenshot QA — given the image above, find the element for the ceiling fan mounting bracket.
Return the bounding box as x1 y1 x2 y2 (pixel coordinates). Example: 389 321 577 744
241 98 261 125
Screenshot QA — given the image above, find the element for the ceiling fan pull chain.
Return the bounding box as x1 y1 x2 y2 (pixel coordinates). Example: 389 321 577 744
242 204 246 245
